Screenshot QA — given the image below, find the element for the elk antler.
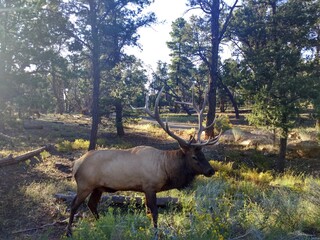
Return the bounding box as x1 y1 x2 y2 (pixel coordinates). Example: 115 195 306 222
132 87 189 147
132 87 220 147
175 85 221 146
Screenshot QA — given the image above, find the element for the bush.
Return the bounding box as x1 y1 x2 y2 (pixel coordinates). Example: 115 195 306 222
56 139 89 153
72 139 90 150
215 114 232 132
210 160 235 178
56 140 73 153
96 138 107 147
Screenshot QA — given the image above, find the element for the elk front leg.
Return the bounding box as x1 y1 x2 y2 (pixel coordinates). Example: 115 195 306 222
145 191 158 228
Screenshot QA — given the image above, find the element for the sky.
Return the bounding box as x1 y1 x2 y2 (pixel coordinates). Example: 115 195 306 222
127 0 190 69
127 0 236 70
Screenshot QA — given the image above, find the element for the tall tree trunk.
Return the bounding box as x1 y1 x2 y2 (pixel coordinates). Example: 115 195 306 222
219 97 226 112
277 136 287 173
219 79 240 119
51 67 64 115
205 0 220 139
88 1 101 151
277 115 288 173
271 1 287 173
115 100 125 137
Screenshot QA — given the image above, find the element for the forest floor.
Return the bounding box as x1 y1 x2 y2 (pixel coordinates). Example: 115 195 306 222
0 113 319 239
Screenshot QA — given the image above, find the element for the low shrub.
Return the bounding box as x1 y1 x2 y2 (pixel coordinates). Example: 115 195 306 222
215 114 232 132
56 139 89 153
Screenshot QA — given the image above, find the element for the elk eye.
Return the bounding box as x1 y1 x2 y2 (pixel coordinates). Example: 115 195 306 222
192 156 198 161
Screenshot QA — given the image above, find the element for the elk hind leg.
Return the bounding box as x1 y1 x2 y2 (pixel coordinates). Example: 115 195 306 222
88 188 102 220
66 189 91 237
145 191 158 228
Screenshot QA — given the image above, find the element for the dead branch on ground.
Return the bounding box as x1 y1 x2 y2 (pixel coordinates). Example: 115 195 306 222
11 219 68 234
0 146 48 167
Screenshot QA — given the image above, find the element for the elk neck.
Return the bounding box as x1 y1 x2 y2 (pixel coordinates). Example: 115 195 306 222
160 148 196 191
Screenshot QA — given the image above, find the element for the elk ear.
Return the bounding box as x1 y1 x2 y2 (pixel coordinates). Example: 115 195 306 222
195 146 202 151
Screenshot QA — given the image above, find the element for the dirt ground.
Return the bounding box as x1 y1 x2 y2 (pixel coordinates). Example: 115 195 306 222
0 113 319 239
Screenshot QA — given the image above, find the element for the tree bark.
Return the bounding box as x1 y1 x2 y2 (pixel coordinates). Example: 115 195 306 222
277 136 287 173
205 0 220 139
88 0 101 151
115 100 125 136
219 95 226 113
277 112 288 173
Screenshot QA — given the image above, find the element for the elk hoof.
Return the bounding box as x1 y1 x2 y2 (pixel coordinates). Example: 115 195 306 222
66 229 72 238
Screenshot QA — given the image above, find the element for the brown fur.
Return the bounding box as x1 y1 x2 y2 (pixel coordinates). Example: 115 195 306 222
66 145 214 236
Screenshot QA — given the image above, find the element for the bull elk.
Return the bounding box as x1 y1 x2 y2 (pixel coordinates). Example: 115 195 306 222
66 87 220 236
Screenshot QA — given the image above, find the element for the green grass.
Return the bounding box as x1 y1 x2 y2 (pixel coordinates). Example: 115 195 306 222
68 162 320 239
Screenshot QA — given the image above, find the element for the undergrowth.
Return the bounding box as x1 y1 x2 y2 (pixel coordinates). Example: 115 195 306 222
66 161 320 240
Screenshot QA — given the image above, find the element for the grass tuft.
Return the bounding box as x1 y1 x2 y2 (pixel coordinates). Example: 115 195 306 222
241 169 273 185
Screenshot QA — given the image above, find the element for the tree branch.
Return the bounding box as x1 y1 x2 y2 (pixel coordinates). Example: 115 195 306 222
198 0 212 14
219 0 240 42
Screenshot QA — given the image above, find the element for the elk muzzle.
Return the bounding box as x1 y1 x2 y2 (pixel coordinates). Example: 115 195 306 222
204 167 215 177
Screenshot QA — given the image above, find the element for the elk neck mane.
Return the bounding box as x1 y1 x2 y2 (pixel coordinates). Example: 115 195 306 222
161 148 196 191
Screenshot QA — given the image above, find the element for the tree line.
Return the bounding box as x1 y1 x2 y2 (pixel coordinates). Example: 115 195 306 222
0 0 319 172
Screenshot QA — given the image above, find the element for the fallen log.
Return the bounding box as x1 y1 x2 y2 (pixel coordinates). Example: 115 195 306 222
0 146 48 167
23 120 44 129
55 193 180 208
0 154 14 163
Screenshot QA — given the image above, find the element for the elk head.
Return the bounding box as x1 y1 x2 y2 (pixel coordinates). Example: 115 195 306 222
133 86 221 177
